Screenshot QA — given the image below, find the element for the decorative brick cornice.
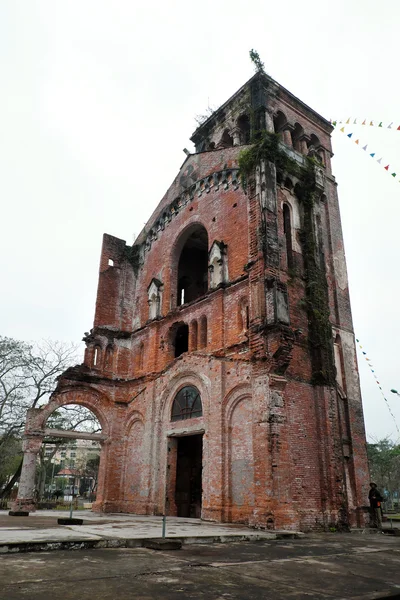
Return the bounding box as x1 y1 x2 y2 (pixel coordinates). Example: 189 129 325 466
143 168 241 254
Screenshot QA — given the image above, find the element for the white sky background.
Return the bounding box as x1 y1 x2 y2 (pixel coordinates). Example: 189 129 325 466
1 0 399 442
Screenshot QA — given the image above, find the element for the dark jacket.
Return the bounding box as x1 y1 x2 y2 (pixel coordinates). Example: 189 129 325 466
368 487 383 508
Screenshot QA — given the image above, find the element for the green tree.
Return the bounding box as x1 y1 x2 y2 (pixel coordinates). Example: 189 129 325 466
367 439 400 509
249 49 265 73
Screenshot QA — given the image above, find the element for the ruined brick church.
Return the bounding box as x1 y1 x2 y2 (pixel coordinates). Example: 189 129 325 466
14 72 370 530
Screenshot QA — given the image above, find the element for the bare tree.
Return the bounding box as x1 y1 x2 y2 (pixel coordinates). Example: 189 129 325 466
0 337 80 442
0 336 100 498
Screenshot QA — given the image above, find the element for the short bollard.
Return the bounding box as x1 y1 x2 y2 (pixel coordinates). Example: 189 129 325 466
162 515 166 538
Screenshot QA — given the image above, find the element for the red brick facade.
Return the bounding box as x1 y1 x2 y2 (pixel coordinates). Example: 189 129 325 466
21 73 370 530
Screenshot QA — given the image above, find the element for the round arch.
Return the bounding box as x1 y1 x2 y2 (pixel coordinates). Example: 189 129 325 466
170 221 209 308
30 387 112 438
159 369 211 425
222 384 252 423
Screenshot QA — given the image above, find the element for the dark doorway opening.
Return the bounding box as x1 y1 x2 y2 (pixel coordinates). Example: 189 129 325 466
174 324 189 357
175 434 203 518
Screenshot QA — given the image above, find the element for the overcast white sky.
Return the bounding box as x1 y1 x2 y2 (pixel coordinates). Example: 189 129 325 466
1 0 399 442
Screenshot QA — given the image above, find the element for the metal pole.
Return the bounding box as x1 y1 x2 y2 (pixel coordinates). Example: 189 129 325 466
162 438 170 538
50 461 55 495
69 475 74 519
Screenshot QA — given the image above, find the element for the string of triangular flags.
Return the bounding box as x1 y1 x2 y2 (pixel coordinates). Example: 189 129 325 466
332 123 399 182
355 338 400 435
331 118 400 130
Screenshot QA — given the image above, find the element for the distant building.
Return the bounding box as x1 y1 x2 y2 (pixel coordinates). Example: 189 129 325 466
14 72 370 530
44 439 100 471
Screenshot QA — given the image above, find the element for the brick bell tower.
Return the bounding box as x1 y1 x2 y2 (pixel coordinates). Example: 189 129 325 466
14 71 370 530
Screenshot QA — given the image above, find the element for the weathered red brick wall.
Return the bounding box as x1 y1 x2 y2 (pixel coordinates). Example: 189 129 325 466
33 73 370 531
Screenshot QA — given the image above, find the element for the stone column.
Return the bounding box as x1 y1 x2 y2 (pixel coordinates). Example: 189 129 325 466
10 435 43 515
231 127 241 146
282 129 292 147
265 109 274 133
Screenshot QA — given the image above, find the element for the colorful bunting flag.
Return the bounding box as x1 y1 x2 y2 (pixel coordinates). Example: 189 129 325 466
355 339 399 434
332 117 400 131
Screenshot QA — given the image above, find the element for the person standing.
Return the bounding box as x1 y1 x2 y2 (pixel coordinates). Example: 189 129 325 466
368 482 383 528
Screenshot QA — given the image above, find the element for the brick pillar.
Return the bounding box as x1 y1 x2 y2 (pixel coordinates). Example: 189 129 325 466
299 136 309 155
10 435 42 514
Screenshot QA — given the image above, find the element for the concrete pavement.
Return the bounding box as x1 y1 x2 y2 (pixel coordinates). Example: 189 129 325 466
1 534 400 599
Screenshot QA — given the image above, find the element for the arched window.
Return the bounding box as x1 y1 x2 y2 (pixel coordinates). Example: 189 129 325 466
171 386 203 421
93 345 102 368
105 345 113 371
273 111 287 137
283 203 293 269
237 114 251 144
190 320 198 351
292 122 304 153
217 129 234 148
174 323 189 357
177 225 208 306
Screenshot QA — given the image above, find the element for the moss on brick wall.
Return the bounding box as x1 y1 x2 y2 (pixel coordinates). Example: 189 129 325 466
239 131 336 386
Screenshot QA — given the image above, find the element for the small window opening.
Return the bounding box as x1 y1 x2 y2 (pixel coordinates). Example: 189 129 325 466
174 324 189 358
93 345 101 367
171 386 203 421
283 203 293 269
108 258 114 267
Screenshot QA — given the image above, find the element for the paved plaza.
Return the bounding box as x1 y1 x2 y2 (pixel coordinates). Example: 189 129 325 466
0 533 400 599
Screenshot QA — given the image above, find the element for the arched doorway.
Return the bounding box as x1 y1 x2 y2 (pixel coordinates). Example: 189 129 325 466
169 386 203 518
177 225 209 306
